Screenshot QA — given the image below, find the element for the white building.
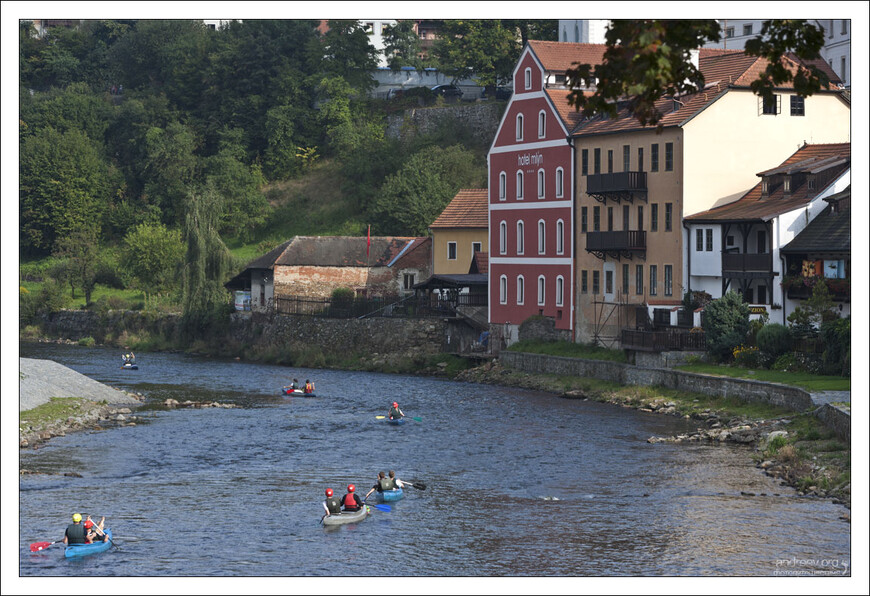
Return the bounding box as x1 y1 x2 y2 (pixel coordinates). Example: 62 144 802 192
558 20 610 44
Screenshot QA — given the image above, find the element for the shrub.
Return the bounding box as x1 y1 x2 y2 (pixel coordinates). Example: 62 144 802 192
756 323 792 361
820 317 850 376
78 336 96 347
702 292 751 362
732 345 761 368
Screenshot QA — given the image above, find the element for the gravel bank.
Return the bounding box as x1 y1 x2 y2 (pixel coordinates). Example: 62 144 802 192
19 357 140 412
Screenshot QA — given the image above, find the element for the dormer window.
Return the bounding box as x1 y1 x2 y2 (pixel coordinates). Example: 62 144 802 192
783 176 791 194
807 175 816 191
761 179 769 196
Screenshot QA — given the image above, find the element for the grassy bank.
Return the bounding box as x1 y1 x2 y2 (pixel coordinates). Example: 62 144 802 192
675 362 850 391
507 339 628 362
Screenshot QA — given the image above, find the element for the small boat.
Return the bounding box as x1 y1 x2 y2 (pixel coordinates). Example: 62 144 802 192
121 363 138 370
282 388 316 397
386 417 405 425
376 488 404 503
64 529 113 558
321 506 369 526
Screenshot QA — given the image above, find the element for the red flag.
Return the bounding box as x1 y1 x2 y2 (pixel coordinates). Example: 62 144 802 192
366 224 371 257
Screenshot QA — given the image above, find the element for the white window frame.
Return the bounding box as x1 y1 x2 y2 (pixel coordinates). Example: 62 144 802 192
472 241 482 254
447 241 457 260
556 219 565 255
516 113 524 141
538 110 546 138
498 171 506 200
537 275 546 306
538 219 546 254
517 275 525 305
524 67 532 90
516 171 524 200
556 275 564 307
516 220 525 255
555 167 564 198
499 221 507 254
537 168 545 199
499 275 508 304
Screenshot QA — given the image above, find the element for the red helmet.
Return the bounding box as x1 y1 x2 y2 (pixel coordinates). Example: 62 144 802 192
347 484 355 493
84 520 94 529
392 402 398 407
325 488 333 497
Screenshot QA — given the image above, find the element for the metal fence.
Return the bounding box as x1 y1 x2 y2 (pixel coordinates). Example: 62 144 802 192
621 329 707 352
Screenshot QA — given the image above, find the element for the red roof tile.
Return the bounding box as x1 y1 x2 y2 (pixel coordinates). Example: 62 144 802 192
470 252 489 275
527 40 607 73
429 189 488 229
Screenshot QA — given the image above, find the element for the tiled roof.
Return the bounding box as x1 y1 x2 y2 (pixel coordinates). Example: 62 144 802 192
780 187 850 254
429 189 488 228
273 236 423 267
685 143 851 223
527 40 606 73
470 251 489 275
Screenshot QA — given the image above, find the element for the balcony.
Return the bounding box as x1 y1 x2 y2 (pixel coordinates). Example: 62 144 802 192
585 230 646 260
585 171 647 203
722 252 773 278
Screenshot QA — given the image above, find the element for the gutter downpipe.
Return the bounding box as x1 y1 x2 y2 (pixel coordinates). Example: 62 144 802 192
568 132 577 343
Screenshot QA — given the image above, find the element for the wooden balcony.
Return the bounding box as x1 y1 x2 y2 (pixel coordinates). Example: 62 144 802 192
586 230 646 260
621 329 707 352
585 171 647 203
722 252 773 277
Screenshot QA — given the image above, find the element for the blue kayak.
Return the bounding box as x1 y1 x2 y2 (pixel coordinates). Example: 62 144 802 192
386 418 405 425
377 488 404 502
65 529 112 558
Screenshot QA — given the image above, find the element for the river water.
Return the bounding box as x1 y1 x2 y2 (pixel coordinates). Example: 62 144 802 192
18 342 850 577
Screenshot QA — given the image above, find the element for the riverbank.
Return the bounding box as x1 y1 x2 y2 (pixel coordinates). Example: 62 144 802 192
455 360 851 513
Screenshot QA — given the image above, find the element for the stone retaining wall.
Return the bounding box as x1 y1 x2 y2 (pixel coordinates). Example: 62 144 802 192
385 102 503 141
815 404 851 442
500 351 815 412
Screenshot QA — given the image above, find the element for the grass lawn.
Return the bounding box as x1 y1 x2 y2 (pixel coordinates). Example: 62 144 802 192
507 339 628 363
675 363 850 392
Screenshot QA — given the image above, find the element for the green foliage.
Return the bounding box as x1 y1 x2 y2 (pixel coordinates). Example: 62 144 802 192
53 226 100 304
78 336 96 347
20 278 66 325
732 345 761 368
383 20 425 71
756 323 793 361
122 222 185 292
820 317 850 376
369 145 485 235
435 20 540 86
317 20 379 93
507 339 629 363
702 291 751 362
787 281 839 337
677 361 847 391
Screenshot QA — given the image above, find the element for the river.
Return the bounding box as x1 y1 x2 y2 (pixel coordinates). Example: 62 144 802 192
18 342 850 577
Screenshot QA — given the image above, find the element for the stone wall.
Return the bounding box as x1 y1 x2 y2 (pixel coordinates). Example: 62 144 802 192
500 351 815 412
385 102 504 141
815 404 851 442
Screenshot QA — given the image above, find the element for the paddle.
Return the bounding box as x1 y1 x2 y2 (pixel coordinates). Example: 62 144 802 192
30 540 62 552
363 501 392 512
401 479 427 490
375 415 422 422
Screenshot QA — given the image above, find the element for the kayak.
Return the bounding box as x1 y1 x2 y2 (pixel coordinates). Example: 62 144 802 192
121 363 138 370
65 529 112 558
377 488 404 503
322 506 370 526
282 388 315 397
386 417 405 425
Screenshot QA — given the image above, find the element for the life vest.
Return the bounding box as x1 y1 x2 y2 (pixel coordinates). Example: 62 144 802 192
325 496 342 514
305 383 313 393
389 407 401 419
66 523 86 544
378 477 392 491
342 493 359 510
387 477 397 490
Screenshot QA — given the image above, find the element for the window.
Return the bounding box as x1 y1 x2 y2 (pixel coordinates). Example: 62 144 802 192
593 206 601 231
403 273 415 290
623 205 630 231
664 264 673 296
783 177 791 193
363 22 375 35
622 264 629 294
517 276 525 305
636 265 643 295
582 149 589 176
706 229 713 252
696 229 704 252
651 204 658 231
499 221 507 254
665 143 673 171
537 169 545 199
841 20 847 34
581 270 588 293
555 168 564 198
790 95 805 116
761 94 781 115
725 26 735 38
556 276 564 307
665 203 672 231
516 114 524 141
524 68 532 90
757 285 767 304
623 145 630 172
742 287 755 304
649 265 658 296
651 144 659 172
538 220 546 254
499 275 507 304
605 270 613 294
607 207 614 231
516 171 524 199
743 23 753 36
727 235 734 246
757 230 767 254
447 242 457 260
537 275 545 305
840 56 846 80
581 207 588 233
498 172 506 200
472 242 482 253
592 270 600 294
556 219 564 254
607 149 613 173
807 176 816 191
637 205 644 231
594 148 601 174
638 147 644 172
517 221 525 254
538 111 546 138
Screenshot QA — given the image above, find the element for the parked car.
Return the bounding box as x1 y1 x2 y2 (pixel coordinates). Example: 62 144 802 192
494 86 512 100
431 84 463 99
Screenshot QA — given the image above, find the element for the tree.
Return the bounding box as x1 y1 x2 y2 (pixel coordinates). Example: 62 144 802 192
314 20 379 93
382 20 424 71
122 222 184 293
316 76 385 159
369 145 485 236
142 121 199 225
787 280 839 337
702 291 751 362
434 20 518 87
54 226 100 304
566 19 830 127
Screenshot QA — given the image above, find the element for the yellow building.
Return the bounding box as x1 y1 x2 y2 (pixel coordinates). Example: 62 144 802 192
429 189 489 275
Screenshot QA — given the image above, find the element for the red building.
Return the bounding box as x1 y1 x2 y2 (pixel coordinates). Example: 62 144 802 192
488 41 605 341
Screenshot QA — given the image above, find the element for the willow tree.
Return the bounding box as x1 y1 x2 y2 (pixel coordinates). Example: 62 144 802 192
181 183 233 337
